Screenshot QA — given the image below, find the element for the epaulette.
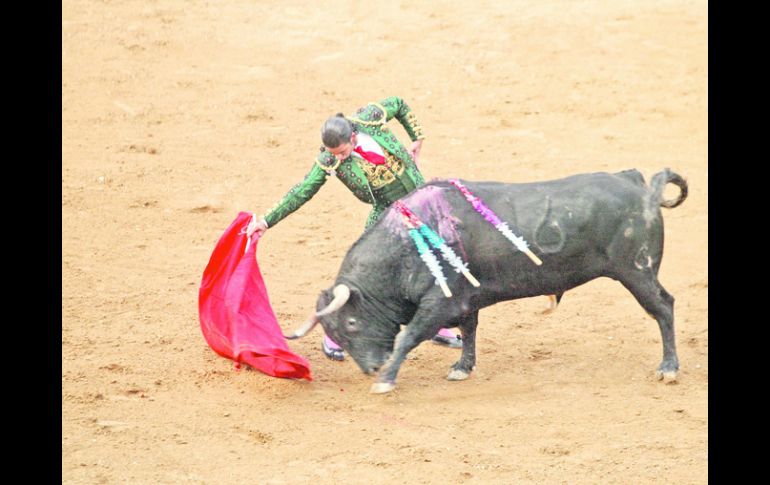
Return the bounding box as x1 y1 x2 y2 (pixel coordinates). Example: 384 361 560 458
346 101 387 126
315 149 342 172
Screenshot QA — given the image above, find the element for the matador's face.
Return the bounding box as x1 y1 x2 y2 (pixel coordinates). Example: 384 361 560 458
326 132 357 161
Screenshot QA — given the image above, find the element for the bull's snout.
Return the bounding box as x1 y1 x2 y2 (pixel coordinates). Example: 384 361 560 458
356 351 391 376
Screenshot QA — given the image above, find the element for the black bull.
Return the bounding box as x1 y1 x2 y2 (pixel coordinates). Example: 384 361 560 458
289 168 688 393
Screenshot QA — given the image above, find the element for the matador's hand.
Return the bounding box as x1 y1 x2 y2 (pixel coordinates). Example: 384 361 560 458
247 215 268 238
409 139 423 166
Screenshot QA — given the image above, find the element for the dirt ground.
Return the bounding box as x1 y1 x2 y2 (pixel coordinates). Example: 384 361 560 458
62 0 708 483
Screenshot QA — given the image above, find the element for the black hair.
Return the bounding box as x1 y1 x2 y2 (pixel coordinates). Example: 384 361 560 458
321 114 354 148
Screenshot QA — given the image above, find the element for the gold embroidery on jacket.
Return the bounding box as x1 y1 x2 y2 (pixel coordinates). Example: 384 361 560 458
406 112 425 139
355 152 404 189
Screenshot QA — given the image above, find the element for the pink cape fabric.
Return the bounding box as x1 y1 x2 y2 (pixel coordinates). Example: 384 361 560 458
198 212 312 380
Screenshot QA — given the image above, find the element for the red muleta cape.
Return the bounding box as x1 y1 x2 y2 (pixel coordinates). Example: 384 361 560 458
198 212 312 380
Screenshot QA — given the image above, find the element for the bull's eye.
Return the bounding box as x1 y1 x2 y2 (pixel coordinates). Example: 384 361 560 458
346 318 357 331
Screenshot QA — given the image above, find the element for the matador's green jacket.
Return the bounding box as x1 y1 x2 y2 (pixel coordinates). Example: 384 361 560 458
262 96 427 229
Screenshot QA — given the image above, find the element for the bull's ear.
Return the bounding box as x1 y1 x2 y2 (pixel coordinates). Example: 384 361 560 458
316 288 334 312
316 284 352 317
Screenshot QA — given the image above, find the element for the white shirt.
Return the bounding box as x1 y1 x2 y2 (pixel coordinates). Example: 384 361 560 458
353 132 385 159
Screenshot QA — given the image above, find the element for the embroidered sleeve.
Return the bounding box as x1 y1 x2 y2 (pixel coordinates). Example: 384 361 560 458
377 96 426 142
262 160 329 227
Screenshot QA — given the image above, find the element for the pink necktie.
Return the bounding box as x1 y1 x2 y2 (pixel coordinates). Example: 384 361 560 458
354 145 387 165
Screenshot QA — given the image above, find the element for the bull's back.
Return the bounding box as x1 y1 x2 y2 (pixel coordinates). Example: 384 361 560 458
408 172 656 300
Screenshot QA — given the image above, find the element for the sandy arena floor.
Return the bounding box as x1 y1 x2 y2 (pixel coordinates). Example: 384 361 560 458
62 1 708 483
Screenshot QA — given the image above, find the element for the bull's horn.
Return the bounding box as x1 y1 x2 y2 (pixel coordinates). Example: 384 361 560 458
284 313 319 340
316 284 351 317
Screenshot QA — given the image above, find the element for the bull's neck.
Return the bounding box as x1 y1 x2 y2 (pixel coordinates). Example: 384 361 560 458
336 237 414 327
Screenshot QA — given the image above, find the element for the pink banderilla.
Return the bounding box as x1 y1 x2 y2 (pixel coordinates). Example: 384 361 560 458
448 179 543 266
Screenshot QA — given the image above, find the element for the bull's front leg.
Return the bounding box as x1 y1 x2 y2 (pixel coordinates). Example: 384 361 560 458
447 310 479 381
370 304 447 394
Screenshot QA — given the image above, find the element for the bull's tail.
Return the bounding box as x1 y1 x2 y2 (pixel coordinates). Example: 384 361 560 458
649 168 688 209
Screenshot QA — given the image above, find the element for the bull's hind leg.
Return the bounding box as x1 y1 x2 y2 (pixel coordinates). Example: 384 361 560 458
447 310 479 381
618 272 679 383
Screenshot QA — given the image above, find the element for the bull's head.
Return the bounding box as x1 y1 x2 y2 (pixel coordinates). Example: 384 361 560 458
285 283 398 375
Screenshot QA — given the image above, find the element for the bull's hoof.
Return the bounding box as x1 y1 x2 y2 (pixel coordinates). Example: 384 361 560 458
447 369 470 381
655 369 678 384
370 381 396 394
